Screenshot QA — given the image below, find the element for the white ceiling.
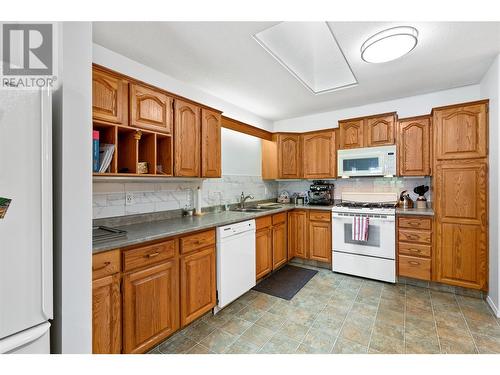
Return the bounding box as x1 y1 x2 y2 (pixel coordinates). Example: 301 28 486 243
93 21 500 121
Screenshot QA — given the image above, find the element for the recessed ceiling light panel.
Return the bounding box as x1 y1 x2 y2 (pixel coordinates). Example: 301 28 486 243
253 22 358 95
361 26 418 63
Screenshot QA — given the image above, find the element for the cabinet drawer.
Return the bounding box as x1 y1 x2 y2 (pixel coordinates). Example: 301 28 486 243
398 229 432 244
180 229 216 254
93 250 121 279
272 212 287 225
399 255 431 281
123 240 176 272
398 242 431 258
256 215 272 230
398 217 432 230
309 210 331 222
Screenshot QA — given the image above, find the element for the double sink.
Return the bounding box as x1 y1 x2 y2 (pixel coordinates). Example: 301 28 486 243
230 204 283 213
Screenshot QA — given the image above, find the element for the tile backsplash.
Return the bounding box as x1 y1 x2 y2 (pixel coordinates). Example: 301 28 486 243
93 176 432 219
278 177 432 202
93 176 279 219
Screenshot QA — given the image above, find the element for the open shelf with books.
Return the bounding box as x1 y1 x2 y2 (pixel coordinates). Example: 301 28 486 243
92 122 173 178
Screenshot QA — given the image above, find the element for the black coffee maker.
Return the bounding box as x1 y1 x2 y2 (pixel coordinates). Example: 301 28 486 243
308 180 335 206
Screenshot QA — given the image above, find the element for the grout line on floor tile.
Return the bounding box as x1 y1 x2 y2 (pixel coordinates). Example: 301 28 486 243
454 293 480 354
429 287 443 354
365 282 382 353
328 277 363 352
402 283 407 353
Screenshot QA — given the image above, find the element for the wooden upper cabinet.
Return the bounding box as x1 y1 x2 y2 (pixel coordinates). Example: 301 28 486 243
397 116 431 176
130 83 173 134
302 130 336 178
339 119 364 149
309 219 331 263
92 274 121 354
365 113 396 147
288 210 308 259
122 260 179 354
180 245 216 326
201 108 221 178
174 99 201 177
278 134 302 179
92 68 128 125
433 101 488 160
434 160 488 290
272 221 288 270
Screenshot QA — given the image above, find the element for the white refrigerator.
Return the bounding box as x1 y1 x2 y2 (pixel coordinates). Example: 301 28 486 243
0 88 53 353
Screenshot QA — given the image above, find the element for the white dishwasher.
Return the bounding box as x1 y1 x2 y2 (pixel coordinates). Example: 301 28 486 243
215 219 256 313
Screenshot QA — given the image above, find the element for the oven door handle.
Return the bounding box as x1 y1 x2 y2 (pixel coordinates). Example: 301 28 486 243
332 215 395 223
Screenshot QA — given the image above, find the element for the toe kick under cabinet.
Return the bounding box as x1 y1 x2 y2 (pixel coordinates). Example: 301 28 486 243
92 229 216 354
397 216 433 281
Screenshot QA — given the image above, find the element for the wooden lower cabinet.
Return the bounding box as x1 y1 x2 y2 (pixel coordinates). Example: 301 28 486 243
433 160 488 290
255 224 273 280
397 216 433 281
92 274 121 354
308 220 332 263
288 210 308 259
180 245 216 326
123 259 180 354
272 221 288 269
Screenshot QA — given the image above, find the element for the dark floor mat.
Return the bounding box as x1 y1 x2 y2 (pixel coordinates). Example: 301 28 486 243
252 265 318 300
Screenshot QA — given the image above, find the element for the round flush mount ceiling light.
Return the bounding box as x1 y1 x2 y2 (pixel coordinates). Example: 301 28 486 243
361 26 418 63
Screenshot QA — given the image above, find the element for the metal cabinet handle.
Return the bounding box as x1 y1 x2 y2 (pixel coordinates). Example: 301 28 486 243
409 248 421 253
93 261 111 271
147 252 160 258
408 261 420 266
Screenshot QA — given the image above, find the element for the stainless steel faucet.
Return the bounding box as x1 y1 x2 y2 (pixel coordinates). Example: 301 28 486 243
240 192 254 209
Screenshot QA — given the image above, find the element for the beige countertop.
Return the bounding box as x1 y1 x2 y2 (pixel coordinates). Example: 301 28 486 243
396 207 434 216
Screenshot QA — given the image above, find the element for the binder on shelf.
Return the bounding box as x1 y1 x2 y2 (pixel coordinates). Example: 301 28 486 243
98 144 115 173
93 130 100 172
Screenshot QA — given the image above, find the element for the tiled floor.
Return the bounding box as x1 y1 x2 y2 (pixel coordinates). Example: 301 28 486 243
150 266 500 354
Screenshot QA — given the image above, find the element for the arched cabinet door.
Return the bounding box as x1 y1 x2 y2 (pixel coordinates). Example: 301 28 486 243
397 116 431 176
201 108 221 178
92 68 128 125
433 102 488 160
277 134 302 178
174 99 200 177
130 83 173 134
365 113 396 147
302 130 336 178
339 119 364 149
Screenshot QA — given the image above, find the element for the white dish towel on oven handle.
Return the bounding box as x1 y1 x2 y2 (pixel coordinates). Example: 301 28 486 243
352 216 369 241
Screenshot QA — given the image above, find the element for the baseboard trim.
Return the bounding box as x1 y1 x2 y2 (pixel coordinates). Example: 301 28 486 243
486 295 500 317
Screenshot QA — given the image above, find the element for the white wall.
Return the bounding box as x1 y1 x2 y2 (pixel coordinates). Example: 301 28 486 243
222 128 262 176
481 54 500 317
52 22 93 353
274 85 481 132
93 43 273 131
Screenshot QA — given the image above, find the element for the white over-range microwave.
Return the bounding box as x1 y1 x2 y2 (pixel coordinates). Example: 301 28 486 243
337 145 397 177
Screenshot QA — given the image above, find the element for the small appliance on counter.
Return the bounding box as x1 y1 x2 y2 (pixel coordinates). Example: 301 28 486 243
414 185 430 209
291 192 309 205
399 190 414 209
277 191 290 203
308 180 335 206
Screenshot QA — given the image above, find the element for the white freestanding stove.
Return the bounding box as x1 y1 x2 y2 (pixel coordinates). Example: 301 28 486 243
332 192 398 283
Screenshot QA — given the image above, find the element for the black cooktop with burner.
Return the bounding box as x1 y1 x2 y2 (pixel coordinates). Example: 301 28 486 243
335 201 397 209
